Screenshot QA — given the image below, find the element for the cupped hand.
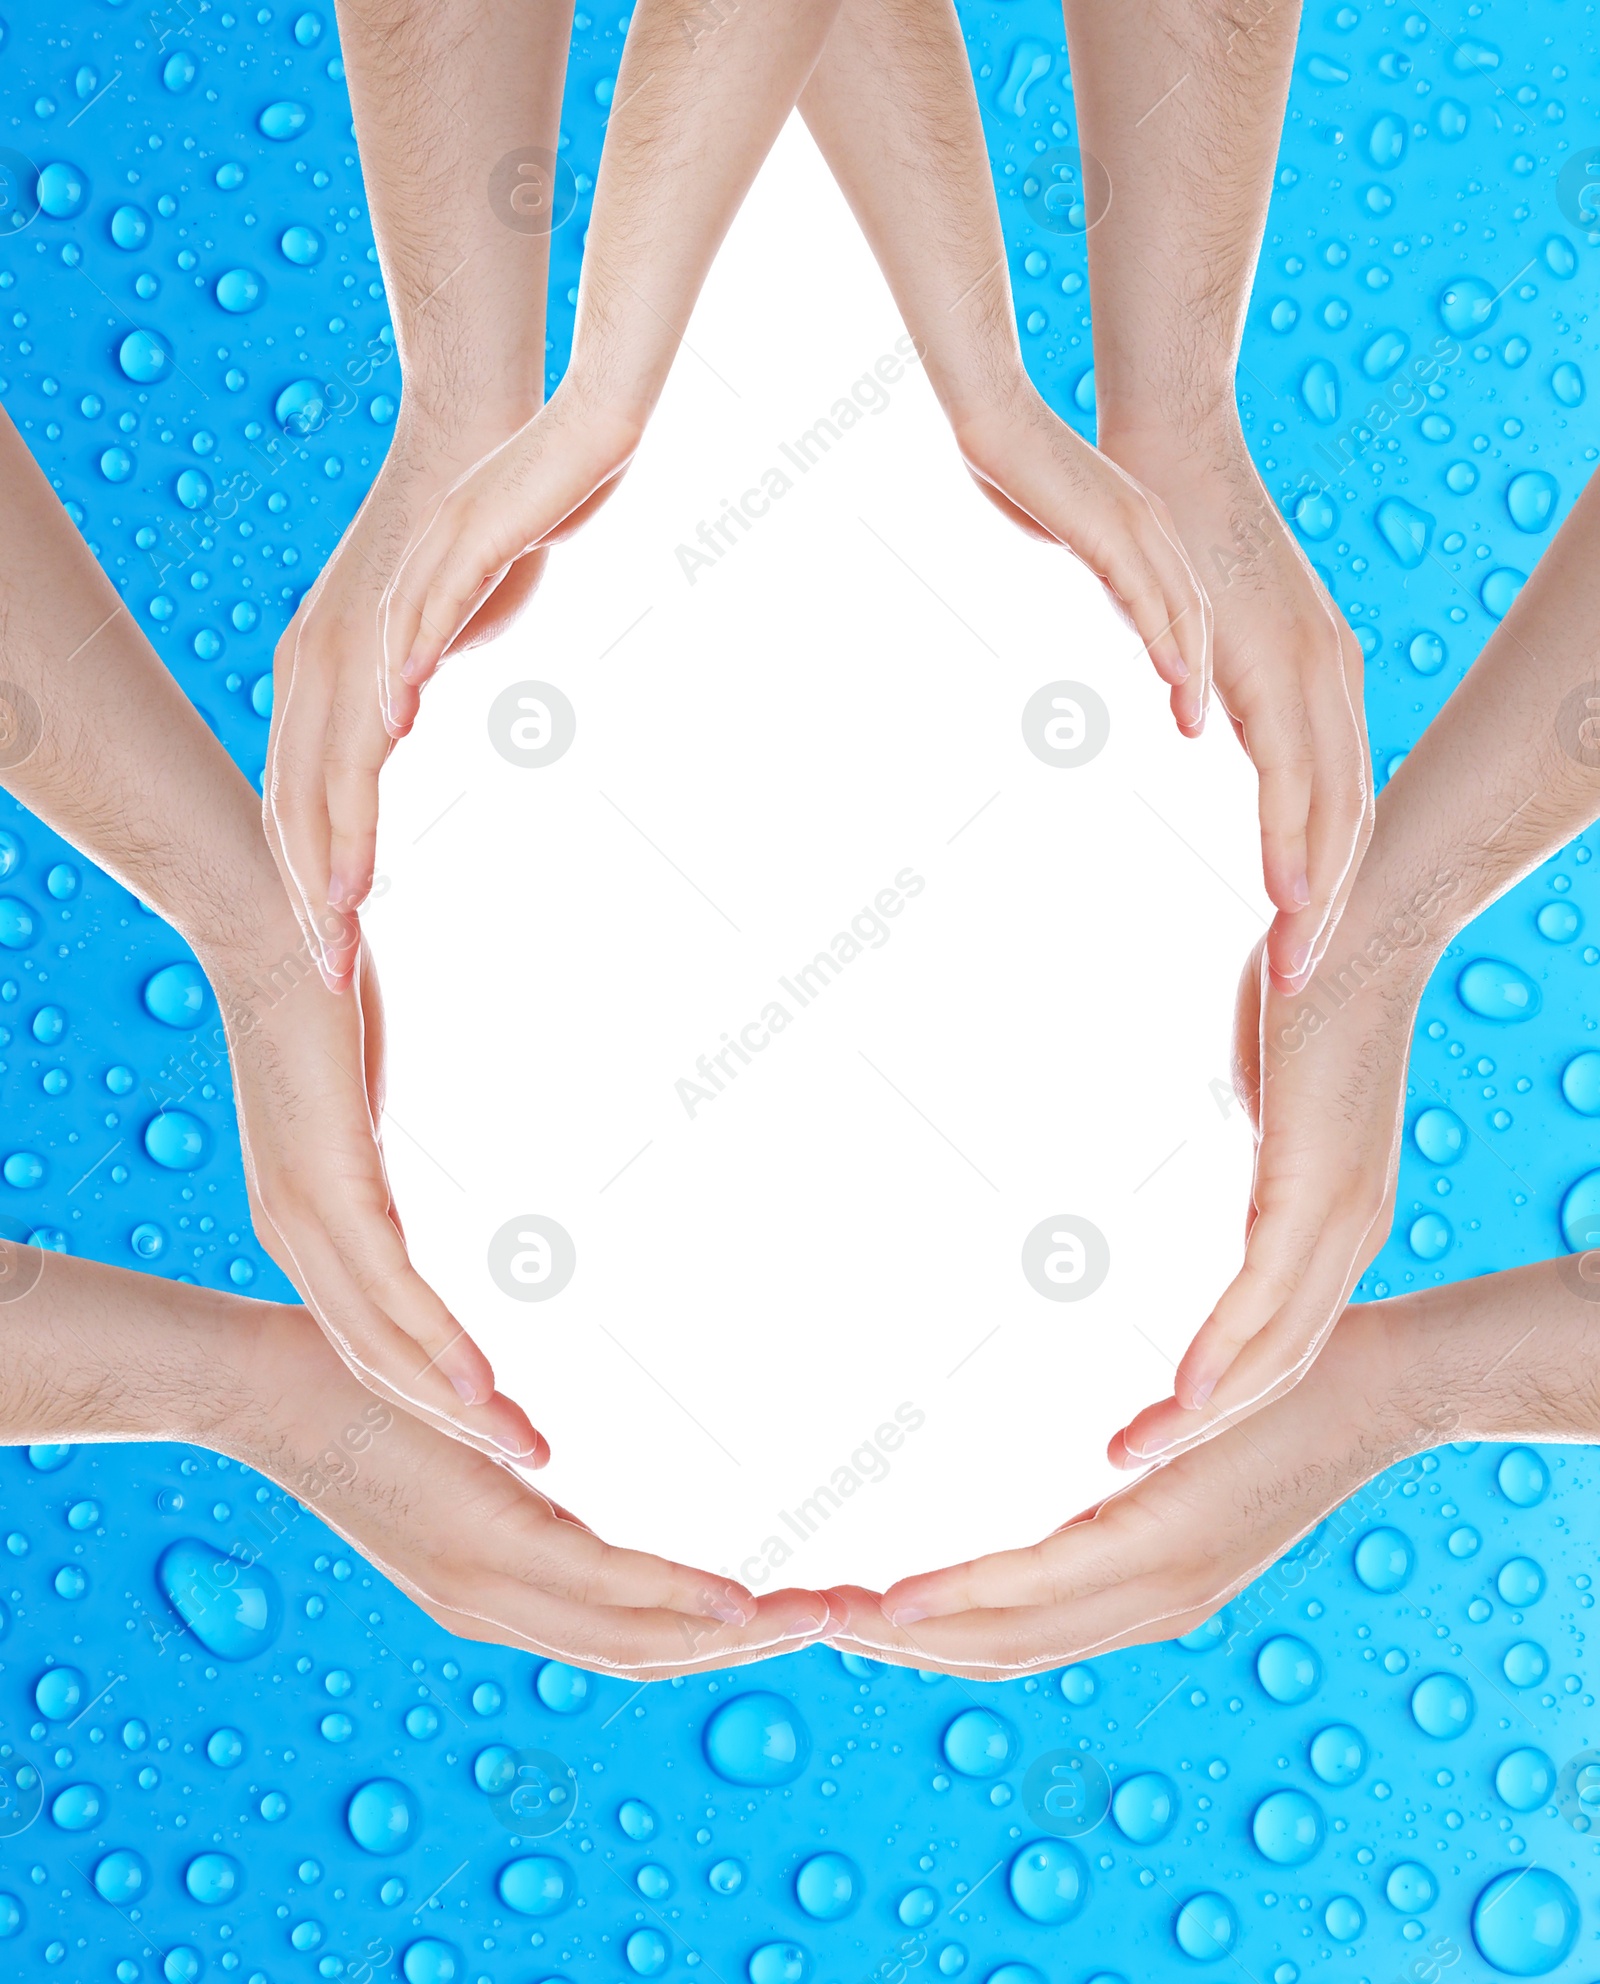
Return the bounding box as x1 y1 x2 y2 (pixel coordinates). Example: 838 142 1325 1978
1100 417 1373 992
245 1302 831 1673
953 383 1211 734
823 1297 1411 1680
202 903 538 1461
265 408 563 990
1112 910 1425 1465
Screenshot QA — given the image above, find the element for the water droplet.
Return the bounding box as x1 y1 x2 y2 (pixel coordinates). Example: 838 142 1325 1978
143 961 209 1028
279 223 324 266
703 1692 810 1785
92 1850 149 1905
1551 362 1585 407
1324 1895 1365 1941
1308 1724 1366 1786
401 1939 460 1984
1560 1051 1600 1116
1172 1893 1236 1961
1362 329 1409 379
940 1707 1017 1778
1408 1212 1453 1262
533 1660 589 1714
1374 497 1434 568
795 1852 860 1920
258 100 310 140
184 1852 241 1905
162 50 197 91
1250 1789 1325 1865
1497 1556 1546 1607
1536 900 1581 943
144 1110 210 1170
34 1662 84 1717
118 330 168 383
1457 958 1540 1023
995 39 1053 117
36 160 88 217
99 447 135 483
1498 1447 1549 1507
1367 112 1407 167
1506 470 1558 533
1412 1106 1465 1164
1007 1839 1088 1923
618 1798 656 1841
1410 1671 1474 1739
1386 1862 1436 1913
1438 275 1499 335
215 268 264 313
109 203 149 250
1293 490 1338 540
1436 97 1470 138
1451 36 1501 72
1256 1635 1322 1704
708 1858 744 1896
1354 1526 1414 1591
348 1779 418 1854
1407 631 1446 675
1502 1640 1548 1689
1471 1866 1578 1974
157 1537 282 1657
1299 359 1339 424
1480 567 1527 620
898 1885 937 1927
1494 1748 1555 1813
498 1855 571 1916
294 11 325 44
1110 1771 1176 1843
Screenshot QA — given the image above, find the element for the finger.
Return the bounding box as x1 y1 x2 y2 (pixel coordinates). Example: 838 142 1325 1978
1096 515 1209 724
323 663 394 921
450 545 550 655
1229 673 1314 936
266 620 350 990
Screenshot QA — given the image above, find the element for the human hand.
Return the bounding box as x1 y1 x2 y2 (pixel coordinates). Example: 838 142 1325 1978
1100 415 1373 991
953 384 1211 735
200 900 540 1462
822 1296 1418 1679
265 407 561 990
237 1300 829 1672
1111 888 1441 1464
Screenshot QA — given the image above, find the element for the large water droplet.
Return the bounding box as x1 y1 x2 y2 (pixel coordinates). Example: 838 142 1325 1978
1300 360 1339 424
109 203 149 250
1494 1748 1555 1813
1498 1447 1549 1507
144 1110 210 1171
1362 329 1409 379
258 100 310 140
534 1660 589 1714
1560 1052 1600 1116
995 39 1052 117
280 223 324 265
36 160 88 217
1325 1896 1365 1941
1387 1862 1436 1913
1497 1556 1546 1606
703 1692 810 1785
1438 276 1498 335
1110 1771 1176 1844
1505 471 1558 532
1410 1671 1474 1738
618 1798 656 1841
1408 1212 1453 1262
1308 1724 1366 1786
215 267 264 313
1502 1640 1548 1688
1413 1106 1466 1163
1256 1635 1322 1704
401 1939 460 1984
1480 568 1526 619
1172 1893 1236 1961
1472 1867 1578 1975
1457 958 1540 1022
1007 1839 1088 1923
497 1855 571 1916
747 1943 808 1984
0 897 37 949
117 330 168 383
1353 1526 1413 1591
92 1850 149 1904
185 1852 242 1905
35 1666 84 1718
794 1852 860 1920
1551 362 1585 407
940 1707 1017 1778
1374 497 1434 568
157 1537 282 1658
348 1779 418 1854
143 961 209 1028
1250 1789 1324 1865
51 1781 104 1830
1367 112 1407 167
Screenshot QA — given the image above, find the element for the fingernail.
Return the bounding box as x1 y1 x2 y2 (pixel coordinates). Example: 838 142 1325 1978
888 1603 927 1627
448 1369 484 1406
1165 649 1190 683
491 1430 539 1459
708 1590 753 1627
786 1606 831 1637
400 649 427 686
1286 939 1312 979
1291 871 1311 909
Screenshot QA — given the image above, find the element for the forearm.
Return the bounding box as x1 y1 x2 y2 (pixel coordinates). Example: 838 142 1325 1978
799 0 1026 430
1061 0 1298 453
563 0 842 427
333 0 572 437
1333 470 1600 989
0 416 294 964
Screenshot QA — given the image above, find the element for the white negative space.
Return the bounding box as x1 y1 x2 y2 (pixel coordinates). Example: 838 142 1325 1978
369 114 1268 1597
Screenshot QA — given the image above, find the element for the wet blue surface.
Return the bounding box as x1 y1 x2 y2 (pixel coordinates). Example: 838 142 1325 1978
1 0 1600 1976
